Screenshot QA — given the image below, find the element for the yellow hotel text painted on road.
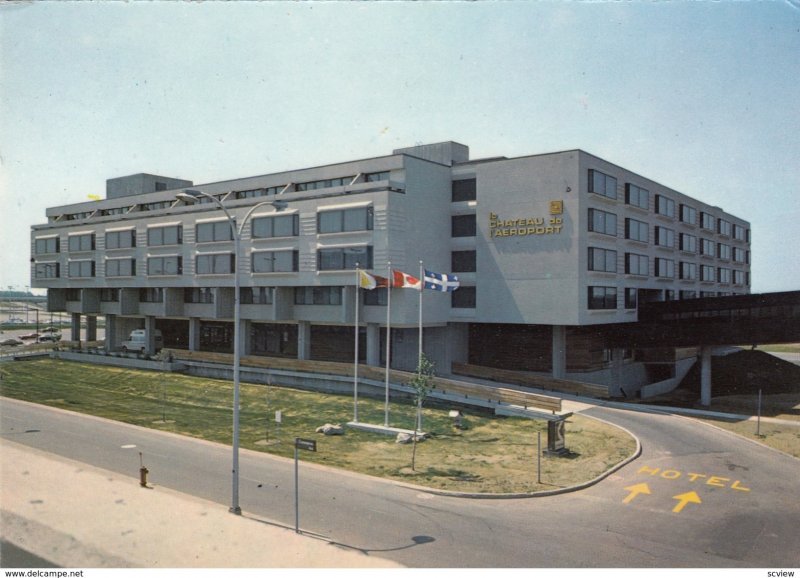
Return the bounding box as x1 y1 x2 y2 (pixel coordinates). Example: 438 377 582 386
636 465 751 492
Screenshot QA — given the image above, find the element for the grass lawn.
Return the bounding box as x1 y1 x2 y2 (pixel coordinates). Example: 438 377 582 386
0 359 636 493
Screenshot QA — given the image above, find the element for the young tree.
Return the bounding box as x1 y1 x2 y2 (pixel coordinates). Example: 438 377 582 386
408 353 435 471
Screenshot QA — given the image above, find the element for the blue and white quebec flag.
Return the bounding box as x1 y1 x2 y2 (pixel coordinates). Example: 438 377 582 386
423 269 460 292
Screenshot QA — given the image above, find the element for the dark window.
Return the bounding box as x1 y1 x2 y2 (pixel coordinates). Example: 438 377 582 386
718 268 731 284
680 204 697 225
105 229 136 250
588 286 617 310
589 209 617 236
655 258 675 278
655 226 675 248
68 233 95 252
252 214 299 238
147 256 182 276
625 253 649 276
452 179 477 202
625 288 638 309
680 262 697 280
100 288 119 302
184 287 215 304
655 195 676 218
588 169 617 199
35 237 60 254
317 246 373 270
139 288 164 303
364 288 388 306
317 207 373 234
365 171 390 182
625 218 648 242
701 265 715 282
252 250 299 273
34 262 60 279
588 247 617 273
625 183 649 210
700 239 716 256
240 287 273 305
718 243 731 260
718 219 732 237
451 250 476 272
680 233 697 253
196 253 235 275
451 286 476 309
147 225 182 246
105 258 136 277
197 221 233 243
451 214 476 237
68 260 95 278
294 286 342 305
700 212 715 231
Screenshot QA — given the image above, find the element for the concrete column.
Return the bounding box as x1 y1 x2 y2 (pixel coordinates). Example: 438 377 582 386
145 316 157 355
298 321 311 360
86 316 98 342
612 348 625 398
189 318 201 351
366 323 380 366
71 313 81 344
105 315 117 352
700 346 712 407
552 325 567 379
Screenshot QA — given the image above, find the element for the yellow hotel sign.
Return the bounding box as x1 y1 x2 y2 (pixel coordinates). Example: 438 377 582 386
489 200 564 238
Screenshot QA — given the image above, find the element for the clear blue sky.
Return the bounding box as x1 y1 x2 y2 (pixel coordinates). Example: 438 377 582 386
1 0 798 293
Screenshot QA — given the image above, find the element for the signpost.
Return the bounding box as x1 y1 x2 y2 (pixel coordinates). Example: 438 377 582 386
294 437 317 534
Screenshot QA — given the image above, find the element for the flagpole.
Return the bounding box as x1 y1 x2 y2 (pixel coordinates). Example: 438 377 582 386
418 260 423 370
385 261 392 427
353 264 360 423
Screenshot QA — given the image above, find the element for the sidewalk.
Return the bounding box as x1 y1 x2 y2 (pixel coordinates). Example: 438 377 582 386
0 440 401 568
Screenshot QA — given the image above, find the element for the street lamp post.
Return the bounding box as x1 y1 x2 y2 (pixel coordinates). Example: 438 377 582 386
177 190 286 515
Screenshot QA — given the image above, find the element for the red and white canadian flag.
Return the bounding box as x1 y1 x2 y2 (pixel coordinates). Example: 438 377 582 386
392 270 422 290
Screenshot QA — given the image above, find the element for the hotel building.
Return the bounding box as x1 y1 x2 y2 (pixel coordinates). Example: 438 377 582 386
30 142 751 396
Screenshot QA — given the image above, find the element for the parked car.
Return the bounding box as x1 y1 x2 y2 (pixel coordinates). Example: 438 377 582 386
37 333 61 342
0 338 23 346
121 329 163 353
20 332 40 340
41 326 58 333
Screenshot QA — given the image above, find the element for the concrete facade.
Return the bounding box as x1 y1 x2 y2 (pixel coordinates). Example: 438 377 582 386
30 142 751 393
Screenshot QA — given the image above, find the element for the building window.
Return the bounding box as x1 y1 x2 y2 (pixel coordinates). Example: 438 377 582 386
624 288 638 309
625 253 649 276
197 221 234 243
700 212 715 231
452 179 477 202
147 256 183 276
680 290 698 300
655 226 675 248
452 286 476 309
451 250 477 273
35 237 60 254
252 250 299 273
317 246 373 271
365 171 390 182
100 288 119 302
733 247 746 263
65 289 81 301
34 262 60 279
588 286 617 310
148 225 182 246
105 229 136 250
733 270 746 285
139 288 164 303
733 224 747 241
294 286 342 305
655 258 675 278
588 169 617 199
296 176 354 191
625 218 649 243
68 233 95 252
196 253 235 275
655 195 676 218
680 233 697 253
625 183 649 210
68 260 95 278
106 258 136 277
718 268 731 284
241 287 273 305
717 219 732 237
184 288 214 304
680 204 697 225
717 243 731 260
589 209 617 236
364 288 388 306
680 262 697 281
317 207 373 234
700 265 715 282
588 247 617 273
700 239 716 256
451 214 477 237
252 214 299 238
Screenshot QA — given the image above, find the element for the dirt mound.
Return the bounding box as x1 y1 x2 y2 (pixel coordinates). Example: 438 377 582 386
679 350 800 396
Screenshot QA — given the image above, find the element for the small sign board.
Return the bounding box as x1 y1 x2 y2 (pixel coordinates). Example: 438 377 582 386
294 437 317 452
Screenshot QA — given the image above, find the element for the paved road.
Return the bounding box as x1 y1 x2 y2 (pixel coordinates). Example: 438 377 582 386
2 397 798 567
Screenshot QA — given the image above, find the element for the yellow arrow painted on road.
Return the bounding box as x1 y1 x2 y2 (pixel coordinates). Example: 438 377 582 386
672 491 702 513
623 482 652 504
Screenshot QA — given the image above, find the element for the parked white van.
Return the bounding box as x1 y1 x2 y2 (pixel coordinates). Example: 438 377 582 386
121 329 163 353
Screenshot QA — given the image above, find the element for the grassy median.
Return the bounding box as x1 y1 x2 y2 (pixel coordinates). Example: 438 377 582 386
0 358 636 493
